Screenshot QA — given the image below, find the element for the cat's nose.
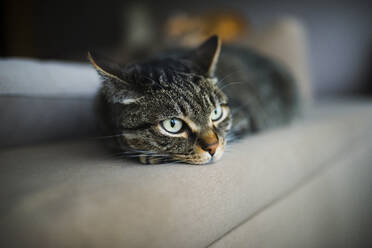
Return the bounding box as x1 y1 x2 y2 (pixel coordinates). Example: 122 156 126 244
202 142 218 156
199 130 219 156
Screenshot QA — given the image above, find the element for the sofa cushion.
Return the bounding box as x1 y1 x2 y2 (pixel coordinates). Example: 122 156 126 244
1 99 371 247
210 136 372 248
0 59 99 97
0 58 100 148
0 96 97 147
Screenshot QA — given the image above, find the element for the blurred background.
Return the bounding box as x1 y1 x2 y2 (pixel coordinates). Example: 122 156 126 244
1 0 372 96
2 2 372 247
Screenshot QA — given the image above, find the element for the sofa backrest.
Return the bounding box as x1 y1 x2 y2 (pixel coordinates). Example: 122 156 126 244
0 58 100 148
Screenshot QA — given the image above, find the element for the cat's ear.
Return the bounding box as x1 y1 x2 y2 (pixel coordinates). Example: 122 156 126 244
88 51 128 84
191 35 221 78
88 52 142 104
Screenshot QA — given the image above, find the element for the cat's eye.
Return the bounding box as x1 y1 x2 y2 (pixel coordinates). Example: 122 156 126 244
161 118 183 134
211 105 223 121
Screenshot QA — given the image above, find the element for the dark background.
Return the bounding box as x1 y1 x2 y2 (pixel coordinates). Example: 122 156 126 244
1 0 372 95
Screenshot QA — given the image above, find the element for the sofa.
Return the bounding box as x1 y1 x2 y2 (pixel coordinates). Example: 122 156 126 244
1 19 372 247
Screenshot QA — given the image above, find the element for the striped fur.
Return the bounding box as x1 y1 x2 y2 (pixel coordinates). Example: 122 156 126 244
91 35 300 164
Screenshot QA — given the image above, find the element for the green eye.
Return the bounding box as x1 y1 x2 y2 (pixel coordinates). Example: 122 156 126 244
161 118 183 134
211 105 223 121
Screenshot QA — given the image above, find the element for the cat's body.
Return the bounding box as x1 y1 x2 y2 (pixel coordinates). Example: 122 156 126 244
90 36 301 164
214 45 300 139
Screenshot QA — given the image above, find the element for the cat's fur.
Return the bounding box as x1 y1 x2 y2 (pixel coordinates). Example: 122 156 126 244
89 35 300 165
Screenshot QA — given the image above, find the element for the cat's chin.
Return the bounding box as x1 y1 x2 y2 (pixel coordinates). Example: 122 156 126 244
184 141 226 165
212 146 224 162
186 155 222 165
137 141 226 165
185 149 225 165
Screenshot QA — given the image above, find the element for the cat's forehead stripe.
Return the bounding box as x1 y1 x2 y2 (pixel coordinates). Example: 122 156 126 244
182 116 200 132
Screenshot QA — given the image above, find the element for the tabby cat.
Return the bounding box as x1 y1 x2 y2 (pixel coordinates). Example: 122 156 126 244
89 35 300 165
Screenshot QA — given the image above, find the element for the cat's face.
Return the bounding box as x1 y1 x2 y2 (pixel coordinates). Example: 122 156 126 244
90 35 231 164
115 73 231 164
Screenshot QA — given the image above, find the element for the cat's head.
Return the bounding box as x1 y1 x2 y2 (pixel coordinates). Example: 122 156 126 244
89 35 232 164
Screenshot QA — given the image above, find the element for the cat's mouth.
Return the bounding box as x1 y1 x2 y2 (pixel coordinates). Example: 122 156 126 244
173 139 226 165
134 137 227 165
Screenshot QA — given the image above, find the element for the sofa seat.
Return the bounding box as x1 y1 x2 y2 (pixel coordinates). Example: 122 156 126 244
1 99 372 247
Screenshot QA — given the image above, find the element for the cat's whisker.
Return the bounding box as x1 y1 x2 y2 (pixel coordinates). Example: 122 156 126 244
219 81 245 91
217 69 244 86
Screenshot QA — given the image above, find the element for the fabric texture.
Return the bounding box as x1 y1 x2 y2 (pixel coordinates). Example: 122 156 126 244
1 100 372 247
0 58 99 97
0 96 97 147
211 135 372 248
0 58 100 148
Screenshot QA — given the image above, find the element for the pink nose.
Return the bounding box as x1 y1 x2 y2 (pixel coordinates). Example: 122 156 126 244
201 141 218 156
199 130 219 156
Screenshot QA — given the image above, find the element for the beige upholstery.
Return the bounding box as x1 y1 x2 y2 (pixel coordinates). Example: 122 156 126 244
211 135 372 248
1 100 372 247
